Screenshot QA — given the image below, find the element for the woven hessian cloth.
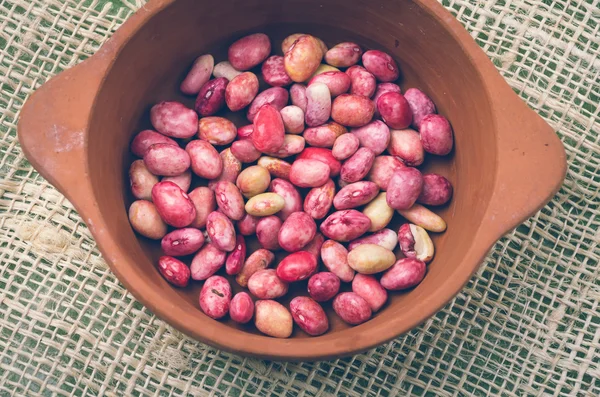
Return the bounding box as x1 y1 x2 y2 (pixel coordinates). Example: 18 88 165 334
1 0 599 395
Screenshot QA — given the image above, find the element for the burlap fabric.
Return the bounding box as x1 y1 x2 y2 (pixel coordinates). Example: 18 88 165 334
1 0 598 395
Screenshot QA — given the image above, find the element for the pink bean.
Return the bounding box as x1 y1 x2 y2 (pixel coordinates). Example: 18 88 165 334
229 292 254 324
231 139 262 163
130 130 177 157
180 54 214 95
256 215 282 250
362 50 400 82
225 72 259 112
320 240 355 282
348 228 398 251
304 179 335 219
333 181 379 210
208 148 242 189
226 235 246 275
276 251 318 282
228 33 271 71
308 272 340 302
308 71 351 97
386 167 424 210
377 92 412 129
324 42 362 68
237 124 254 139
289 159 331 188
151 181 196 227
333 292 372 325
372 83 402 117
150 101 198 139
352 274 388 312
128 200 167 240
297 147 342 177
290 84 307 113
158 256 191 287
162 169 192 193
188 187 216 228
351 120 390 155
237 213 259 236
199 275 231 319
278 212 317 252
269 178 302 221
305 83 332 127
418 173 453 206
214 181 245 221
284 35 323 82
266 134 305 158
248 269 288 299
195 77 228 116
303 232 325 259
331 94 375 127
186 140 223 179
404 88 436 129
144 143 190 177
280 105 305 134
366 155 405 190
388 129 424 166
199 116 237 146
346 65 376 98
419 114 454 155
258 156 292 180
380 258 426 290
161 228 205 256
206 211 236 252
247 87 289 122
236 249 275 287
262 55 293 87
129 160 158 200
320 210 371 242
303 121 347 148
290 296 329 336
252 104 286 153
340 147 375 183
191 243 227 280
332 133 360 161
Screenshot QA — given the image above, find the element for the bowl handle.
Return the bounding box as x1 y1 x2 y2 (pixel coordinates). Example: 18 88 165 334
477 82 566 244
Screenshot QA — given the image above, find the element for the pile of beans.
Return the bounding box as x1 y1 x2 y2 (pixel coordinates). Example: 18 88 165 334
127 32 454 338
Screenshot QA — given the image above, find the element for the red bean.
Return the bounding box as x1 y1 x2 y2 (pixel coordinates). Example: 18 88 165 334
181 54 214 95
195 77 228 117
130 130 176 157
332 133 359 161
278 212 317 252
248 269 288 299
151 181 196 227
290 296 329 336
158 256 191 287
231 139 262 163
352 274 388 312
237 214 259 236
269 178 303 221
228 33 271 71
188 187 215 229
346 65 376 98
417 173 453 206
276 251 318 282
340 147 375 183
372 83 402 117
320 210 371 242
256 215 282 250
296 147 342 177
161 228 205 256
247 87 289 122
162 169 191 193
191 243 227 280
303 121 347 148
230 292 254 324
208 148 242 189
388 128 424 166
262 55 293 87
186 140 223 179
419 114 454 155
252 104 285 153
305 83 332 127
331 94 375 127
199 116 237 146
404 88 436 129
386 167 424 210
129 200 167 240
362 50 400 82
304 179 336 219
324 42 362 68
308 272 340 302
377 92 412 129
206 211 237 252
303 232 325 259
308 71 351 97
129 160 158 200
351 120 390 155
150 101 198 138
289 83 307 112
333 181 379 210
258 156 292 180
225 235 246 275
289 159 331 188
225 72 259 112
333 292 372 325
199 275 231 319
214 181 245 221
380 258 426 290
236 249 275 287
144 143 191 177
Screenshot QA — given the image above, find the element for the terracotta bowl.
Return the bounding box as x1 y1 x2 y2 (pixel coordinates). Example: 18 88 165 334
18 0 566 360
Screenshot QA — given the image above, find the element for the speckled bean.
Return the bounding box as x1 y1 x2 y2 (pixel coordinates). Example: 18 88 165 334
162 169 191 193
304 179 335 219
266 134 305 158
236 165 271 198
130 130 177 157
151 181 196 227
206 211 236 252
269 178 302 221
158 256 190 287
262 55 292 87
333 181 379 210
324 42 362 68
224 72 259 111
236 249 275 287
237 124 254 139
254 300 293 338
245 193 286 216
231 139 262 163
276 251 318 282
228 33 271 71
331 94 375 127
372 83 402 117
195 77 228 116
380 258 426 290
280 105 305 134
290 297 329 336
128 200 167 240
320 210 371 242
208 148 241 188
346 65 376 98
362 50 399 82
248 269 288 299
348 228 398 251
284 35 323 82
247 87 289 122
418 173 453 206
320 240 355 282
289 84 307 112
333 292 372 325
340 147 375 183
258 156 292 180
186 140 222 179
351 120 390 155
303 122 347 148
347 243 396 274
377 92 412 129
386 167 423 210
289 159 330 188
237 214 259 236
150 101 198 139
181 54 214 95
362 192 394 232
308 272 340 302
388 129 424 166
199 116 237 146
278 212 317 252
304 83 331 127
213 61 242 81
130 160 158 200
252 104 286 153
226 235 246 275
419 114 454 155
366 155 405 190
229 292 254 324
144 143 191 177
161 228 205 256
308 71 351 97
404 88 436 129
396 204 447 232
352 274 387 312
191 243 227 280
188 187 215 228
256 215 282 250
303 232 325 259
214 181 245 221
297 147 342 176
199 276 232 319
332 133 359 161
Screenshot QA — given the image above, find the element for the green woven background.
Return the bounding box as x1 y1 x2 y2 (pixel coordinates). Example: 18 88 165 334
0 0 599 396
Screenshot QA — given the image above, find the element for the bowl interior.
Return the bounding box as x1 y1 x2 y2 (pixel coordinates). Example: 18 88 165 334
87 0 496 352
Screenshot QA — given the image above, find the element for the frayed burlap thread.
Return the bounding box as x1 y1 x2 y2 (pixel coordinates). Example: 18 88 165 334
0 0 599 396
